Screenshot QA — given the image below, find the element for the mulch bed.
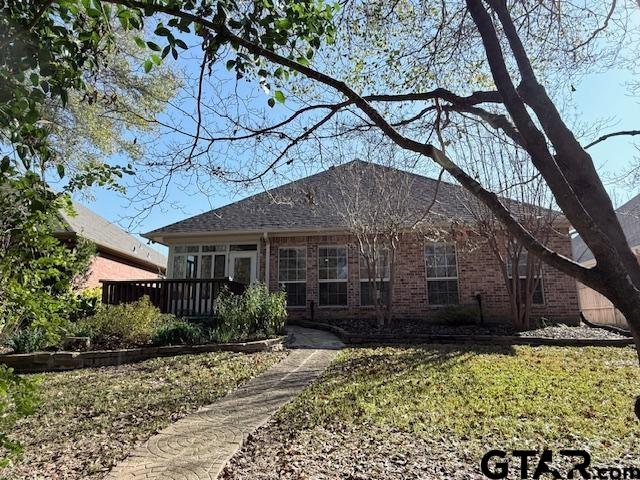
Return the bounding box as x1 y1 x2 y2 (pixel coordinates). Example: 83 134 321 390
321 318 629 340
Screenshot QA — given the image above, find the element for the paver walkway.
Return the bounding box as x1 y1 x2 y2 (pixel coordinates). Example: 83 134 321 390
105 326 343 480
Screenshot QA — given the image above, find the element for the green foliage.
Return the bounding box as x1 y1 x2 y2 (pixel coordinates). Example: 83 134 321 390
45 27 178 181
8 329 47 354
0 365 40 468
77 296 172 348
68 287 102 322
0 163 95 345
432 305 480 326
214 284 287 342
152 321 204 346
1 0 336 173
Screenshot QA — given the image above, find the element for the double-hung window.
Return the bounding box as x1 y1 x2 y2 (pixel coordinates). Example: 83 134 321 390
318 246 348 306
425 242 459 305
507 251 544 305
360 249 390 306
279 247 307 307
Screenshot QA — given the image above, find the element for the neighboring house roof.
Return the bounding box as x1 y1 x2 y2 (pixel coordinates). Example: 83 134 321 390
57 202 167 271
144 160 563 241
572 192 640 264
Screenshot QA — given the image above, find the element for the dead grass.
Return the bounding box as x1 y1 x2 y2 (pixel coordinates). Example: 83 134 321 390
2 350 286 479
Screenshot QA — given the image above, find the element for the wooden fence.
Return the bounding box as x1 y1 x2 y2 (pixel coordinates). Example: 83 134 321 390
100 278 246 317
577 281 628 327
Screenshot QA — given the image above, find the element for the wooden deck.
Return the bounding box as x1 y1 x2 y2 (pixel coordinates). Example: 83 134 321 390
100 278 246 317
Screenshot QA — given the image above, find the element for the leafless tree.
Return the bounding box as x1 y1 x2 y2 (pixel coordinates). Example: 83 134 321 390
460 138 560 330
326 146 443 326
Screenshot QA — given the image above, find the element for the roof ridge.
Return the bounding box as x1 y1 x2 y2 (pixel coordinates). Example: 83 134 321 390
144 160 457 236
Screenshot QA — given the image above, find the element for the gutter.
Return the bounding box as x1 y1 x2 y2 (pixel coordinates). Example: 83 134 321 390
263 231 270 287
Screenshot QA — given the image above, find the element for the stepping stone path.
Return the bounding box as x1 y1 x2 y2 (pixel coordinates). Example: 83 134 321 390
105 326 343 480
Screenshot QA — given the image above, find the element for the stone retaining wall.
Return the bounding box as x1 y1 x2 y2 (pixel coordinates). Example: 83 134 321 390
0 336 286 374
289 320 634 348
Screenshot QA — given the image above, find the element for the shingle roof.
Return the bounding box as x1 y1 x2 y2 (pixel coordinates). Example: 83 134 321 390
144 160 561 240
572 192 640 264
57 202 167 270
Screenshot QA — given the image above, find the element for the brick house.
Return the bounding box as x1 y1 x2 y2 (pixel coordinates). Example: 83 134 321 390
56 202 167 288
144 161 579 323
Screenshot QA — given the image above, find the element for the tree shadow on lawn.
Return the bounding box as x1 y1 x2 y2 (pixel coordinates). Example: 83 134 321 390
280 343 519 432
338 342 517 378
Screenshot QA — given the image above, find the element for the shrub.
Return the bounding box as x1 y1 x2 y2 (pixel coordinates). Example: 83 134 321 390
76 296 172 348
152 321 203 346
0 365 39 468
9 329 47 354
432 305 480 326
214 284 287 342
69 287 102 322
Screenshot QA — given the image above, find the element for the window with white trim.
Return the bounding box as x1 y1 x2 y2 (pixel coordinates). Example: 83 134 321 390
171 244 229 279
507 250 544 305
279 247 307 307
360 249 390 306
425 242 459 305
318 246 348 306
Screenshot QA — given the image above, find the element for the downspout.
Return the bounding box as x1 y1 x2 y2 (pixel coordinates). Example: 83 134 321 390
263 231 270 290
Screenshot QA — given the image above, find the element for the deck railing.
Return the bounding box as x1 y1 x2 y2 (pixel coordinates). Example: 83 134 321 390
100 278 246 317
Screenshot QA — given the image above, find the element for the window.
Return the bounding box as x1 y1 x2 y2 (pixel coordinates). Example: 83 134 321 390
425 242 459 305
507 251 544 305
318 246 348 306
279 247 307 307
360 249 390 306
202 244 227 253
172 245 200 279
200 254 226 279
230 244 257 251
171 245 228 279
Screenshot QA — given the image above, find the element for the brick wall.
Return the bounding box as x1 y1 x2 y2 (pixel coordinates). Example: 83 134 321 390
261 228 579 324
80 253 163 289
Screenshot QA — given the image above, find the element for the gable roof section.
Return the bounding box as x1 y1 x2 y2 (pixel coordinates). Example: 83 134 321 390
144 160 563 241
57 202 167 270
572 192 640 264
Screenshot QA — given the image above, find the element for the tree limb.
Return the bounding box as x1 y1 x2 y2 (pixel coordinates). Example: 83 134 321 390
585 129 640 149
103 0 599 287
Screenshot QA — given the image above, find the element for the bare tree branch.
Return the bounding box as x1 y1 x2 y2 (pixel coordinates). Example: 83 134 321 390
585 129 640 149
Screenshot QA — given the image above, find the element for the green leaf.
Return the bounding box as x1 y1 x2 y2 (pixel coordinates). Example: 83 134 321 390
274 90 285 104
226 60 236 70
155 26 171 37
268 97 275 108
151 54 161 65
134 37 146 49
174 39 188 50
275 18 292 29
146 41 161 52
56 164 65 179
144 59 153 73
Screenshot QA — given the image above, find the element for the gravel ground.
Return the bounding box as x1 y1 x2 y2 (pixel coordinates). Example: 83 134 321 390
518 324 628 339
323 318 629 339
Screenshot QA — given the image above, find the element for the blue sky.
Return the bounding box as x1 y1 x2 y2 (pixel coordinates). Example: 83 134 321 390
75 43 640 257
